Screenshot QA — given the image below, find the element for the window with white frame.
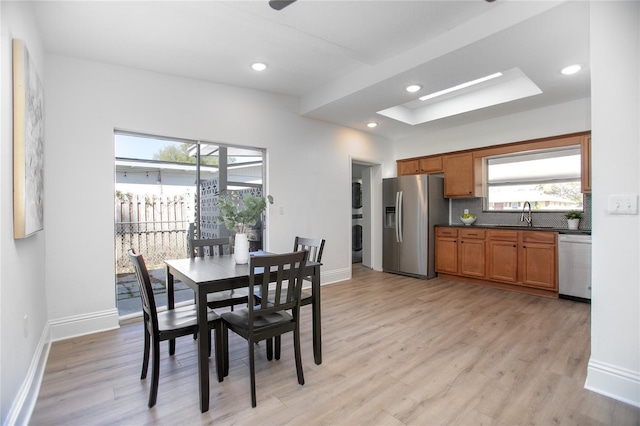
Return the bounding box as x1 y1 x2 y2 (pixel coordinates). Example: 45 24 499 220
485 146 582 212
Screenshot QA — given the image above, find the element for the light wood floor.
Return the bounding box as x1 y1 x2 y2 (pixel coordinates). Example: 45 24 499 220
31 266 640 425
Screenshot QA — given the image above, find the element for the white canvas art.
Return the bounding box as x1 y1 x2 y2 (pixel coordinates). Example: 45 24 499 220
13 39 45 238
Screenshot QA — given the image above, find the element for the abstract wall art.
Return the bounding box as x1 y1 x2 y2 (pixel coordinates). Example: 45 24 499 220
13 39 45 239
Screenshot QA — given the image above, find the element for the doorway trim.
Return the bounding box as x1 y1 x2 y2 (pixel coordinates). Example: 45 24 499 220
350 157 383 275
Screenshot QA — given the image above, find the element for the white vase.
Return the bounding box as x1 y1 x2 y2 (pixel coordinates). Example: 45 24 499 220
567 218 580 230
234 233 250 264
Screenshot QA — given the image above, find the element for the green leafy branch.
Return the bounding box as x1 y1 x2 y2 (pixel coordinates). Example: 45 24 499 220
217 192 274 234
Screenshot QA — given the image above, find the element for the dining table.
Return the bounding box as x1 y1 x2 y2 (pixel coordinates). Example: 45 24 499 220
165 250 322 413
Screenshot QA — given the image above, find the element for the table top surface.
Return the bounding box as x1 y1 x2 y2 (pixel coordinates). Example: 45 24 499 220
165 251 320 285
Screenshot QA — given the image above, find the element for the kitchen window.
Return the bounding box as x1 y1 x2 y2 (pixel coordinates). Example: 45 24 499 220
484 146 582 212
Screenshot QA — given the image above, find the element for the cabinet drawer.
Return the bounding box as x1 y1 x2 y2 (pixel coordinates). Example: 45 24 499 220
487 230 518 242
522 231 557 244
460 229 485 239
436 227 458 237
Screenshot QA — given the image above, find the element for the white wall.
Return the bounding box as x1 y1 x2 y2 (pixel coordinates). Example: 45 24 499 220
43 54 394 339
586 1 640 406
0 3 49 425
394 97 591 158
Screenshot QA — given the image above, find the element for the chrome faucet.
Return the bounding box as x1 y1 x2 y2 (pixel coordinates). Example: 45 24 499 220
521 201 532 227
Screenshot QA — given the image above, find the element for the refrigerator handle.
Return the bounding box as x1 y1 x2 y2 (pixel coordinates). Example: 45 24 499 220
397 191 403 243
394 191 400 242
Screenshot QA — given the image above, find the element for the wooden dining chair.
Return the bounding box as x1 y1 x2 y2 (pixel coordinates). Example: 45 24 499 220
189 237 251 311
221 250 309 407
127 248 224 408
257 236 325 360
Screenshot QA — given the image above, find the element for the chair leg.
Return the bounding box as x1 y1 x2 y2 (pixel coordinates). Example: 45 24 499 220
214 323 224 383
169 338 176 356
249 339 257 408
266 337 273 361
223 324 230 377
149 338 161 408
293 327 305 386
275 335 281 360
141 327 150 380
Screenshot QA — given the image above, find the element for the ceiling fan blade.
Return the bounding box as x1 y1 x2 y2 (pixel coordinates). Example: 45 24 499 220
269 0 297 11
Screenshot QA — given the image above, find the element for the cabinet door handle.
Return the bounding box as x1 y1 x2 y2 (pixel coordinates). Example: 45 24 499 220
513 244 516 248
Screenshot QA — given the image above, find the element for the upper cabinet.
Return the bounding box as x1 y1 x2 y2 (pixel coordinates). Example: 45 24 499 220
398 155 443 176
581 135 591 193
443 152 482 198
397 159 420 175
396 131 591 198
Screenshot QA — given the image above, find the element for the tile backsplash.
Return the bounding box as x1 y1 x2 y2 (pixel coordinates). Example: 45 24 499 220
450 194 592 230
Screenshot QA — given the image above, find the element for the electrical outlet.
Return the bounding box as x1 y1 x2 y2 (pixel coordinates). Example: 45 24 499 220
23 314 28 338
279 206 284 215
608 194 638 215
463 209 469 215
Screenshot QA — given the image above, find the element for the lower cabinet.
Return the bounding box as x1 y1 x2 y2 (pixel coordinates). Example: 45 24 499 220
436 226 558 296
435 227 486 278
458 229 486 278
435 227 458 274
520 232 557 290
486 231 518 283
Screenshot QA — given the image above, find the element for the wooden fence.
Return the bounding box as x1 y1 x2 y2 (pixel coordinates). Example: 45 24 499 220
115 193 192 273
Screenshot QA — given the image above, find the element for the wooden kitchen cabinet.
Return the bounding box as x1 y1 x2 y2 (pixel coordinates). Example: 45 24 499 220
397 156 443 175
435 227 458 274
443 152 481 198
419 156 443 173
487 230 557 290
520 232 557 290
435 227 486 278
458 229 486 278
486 230 519 283
581 135 591 193
397 159 420 175
437 226 558 297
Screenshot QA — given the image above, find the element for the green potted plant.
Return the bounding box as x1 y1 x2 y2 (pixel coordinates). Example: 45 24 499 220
217 192 274 263
564 210 583 230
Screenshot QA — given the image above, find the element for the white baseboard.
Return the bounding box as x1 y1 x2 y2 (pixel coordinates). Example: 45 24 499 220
5 309 121 426
49 308 120 342
320 267 352 285
585 358 640 408
4 323 51 426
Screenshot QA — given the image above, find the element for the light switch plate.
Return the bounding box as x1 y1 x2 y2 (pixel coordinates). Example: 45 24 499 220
608 194 638 215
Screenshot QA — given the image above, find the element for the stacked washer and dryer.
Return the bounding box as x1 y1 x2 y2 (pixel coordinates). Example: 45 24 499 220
352 181 363 263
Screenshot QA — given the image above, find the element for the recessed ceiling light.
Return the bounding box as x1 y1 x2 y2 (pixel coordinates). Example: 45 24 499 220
251 62 267 71
367 122 378 128
419 72 503 101
406 85 422 93
561 64 582 75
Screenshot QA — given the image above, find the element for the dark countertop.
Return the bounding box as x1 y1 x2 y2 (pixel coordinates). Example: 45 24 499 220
440 224 591 235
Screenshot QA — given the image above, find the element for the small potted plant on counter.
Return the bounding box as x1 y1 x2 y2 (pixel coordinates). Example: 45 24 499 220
564 210 583 230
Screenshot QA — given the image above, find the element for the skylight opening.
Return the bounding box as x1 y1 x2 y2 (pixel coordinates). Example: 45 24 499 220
419 72 503 101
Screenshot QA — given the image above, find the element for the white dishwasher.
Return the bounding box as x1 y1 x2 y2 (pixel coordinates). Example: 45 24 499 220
558 233 592 301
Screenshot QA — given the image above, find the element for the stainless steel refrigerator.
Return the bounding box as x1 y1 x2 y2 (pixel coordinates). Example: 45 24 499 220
383 175 448 279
